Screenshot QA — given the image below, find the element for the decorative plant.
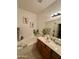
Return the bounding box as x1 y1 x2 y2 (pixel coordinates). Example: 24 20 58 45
42 28 51 35
33 29 39 36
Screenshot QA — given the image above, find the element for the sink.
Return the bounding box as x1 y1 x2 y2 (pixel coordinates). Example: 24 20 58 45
54 39 61 46
44 35 61 46
51 37 61 46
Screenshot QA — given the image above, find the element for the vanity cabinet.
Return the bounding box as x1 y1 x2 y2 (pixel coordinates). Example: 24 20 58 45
51 50 61 59
37 39 61 59
37 39 51 59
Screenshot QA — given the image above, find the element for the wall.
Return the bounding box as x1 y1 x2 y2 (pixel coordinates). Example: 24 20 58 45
17 8 37 41
37 0 61 36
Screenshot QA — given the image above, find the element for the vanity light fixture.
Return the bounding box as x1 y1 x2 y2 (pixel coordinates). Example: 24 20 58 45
51 10 61 17
51 13 61 17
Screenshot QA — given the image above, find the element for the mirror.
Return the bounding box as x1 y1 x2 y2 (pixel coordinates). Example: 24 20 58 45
45 16 61 39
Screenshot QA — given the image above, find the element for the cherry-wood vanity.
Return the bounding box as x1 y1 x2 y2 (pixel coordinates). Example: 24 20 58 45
36 37 61 59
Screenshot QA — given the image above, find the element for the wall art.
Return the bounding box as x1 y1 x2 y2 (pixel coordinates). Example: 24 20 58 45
23 17 28 24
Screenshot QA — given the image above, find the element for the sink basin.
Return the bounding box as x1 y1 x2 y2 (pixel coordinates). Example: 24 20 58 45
51 37 61 46
44 35 61 46
54 39 61 46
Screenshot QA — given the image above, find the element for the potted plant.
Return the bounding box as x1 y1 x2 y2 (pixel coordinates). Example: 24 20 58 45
33 29 39 36
42 28 50 36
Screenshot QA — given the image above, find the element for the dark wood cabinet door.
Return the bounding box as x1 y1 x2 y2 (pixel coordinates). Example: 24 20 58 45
37 39 51 59
36 39 42 54
41 45 51 59
51 50 61 59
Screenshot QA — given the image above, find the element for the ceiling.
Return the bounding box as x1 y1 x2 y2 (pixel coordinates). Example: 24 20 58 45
17 0 56 14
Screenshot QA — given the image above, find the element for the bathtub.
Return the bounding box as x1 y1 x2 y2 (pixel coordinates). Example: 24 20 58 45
17 37 37 58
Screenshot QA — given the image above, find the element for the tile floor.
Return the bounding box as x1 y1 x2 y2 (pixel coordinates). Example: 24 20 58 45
17 43 42 59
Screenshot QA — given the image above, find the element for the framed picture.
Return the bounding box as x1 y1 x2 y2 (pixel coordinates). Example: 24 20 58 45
29 22 34 28
23 17 28 24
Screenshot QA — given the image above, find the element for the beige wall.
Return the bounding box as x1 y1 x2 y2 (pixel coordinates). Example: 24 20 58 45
17 8 37 40
36 0 61 34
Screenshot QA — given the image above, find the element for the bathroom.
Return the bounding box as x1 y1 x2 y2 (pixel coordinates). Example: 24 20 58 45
17 0 61 59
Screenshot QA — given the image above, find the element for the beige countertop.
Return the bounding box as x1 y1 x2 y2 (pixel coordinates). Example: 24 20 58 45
37 37 61 56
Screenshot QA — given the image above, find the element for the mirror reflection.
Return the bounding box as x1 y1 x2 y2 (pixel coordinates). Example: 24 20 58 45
45 16 61 39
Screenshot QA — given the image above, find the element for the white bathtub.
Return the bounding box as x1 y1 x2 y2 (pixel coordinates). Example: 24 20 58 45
17 37 37 58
